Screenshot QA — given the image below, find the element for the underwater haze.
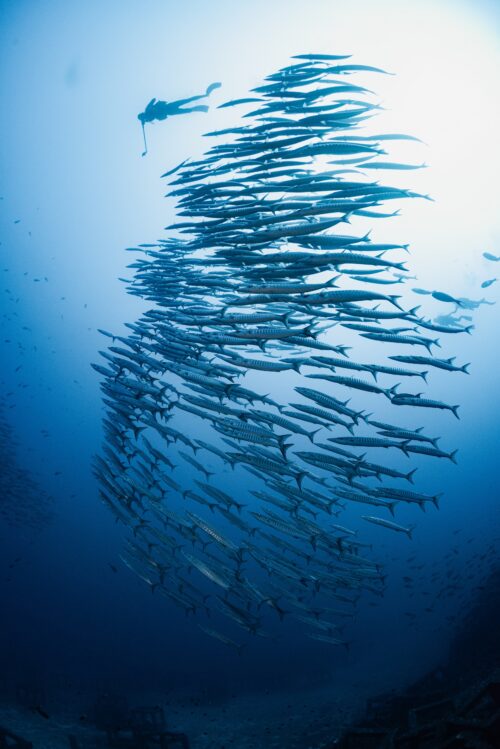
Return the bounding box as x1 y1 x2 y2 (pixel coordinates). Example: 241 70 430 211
1 1 500 747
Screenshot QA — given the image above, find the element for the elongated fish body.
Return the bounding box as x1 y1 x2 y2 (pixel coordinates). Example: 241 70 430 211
403 444 457 462
389 355 470 373
198 625 244 654
312 355 373 375
376 428 438 447
281 409 338 431
413 317 473 334
361 332 439 352
295 387 362 422
306 373 398 399
373 485 441 508
362 516 415 538
330 436 408 453
182 551 233 590
392 395 460 419
296 290 403 308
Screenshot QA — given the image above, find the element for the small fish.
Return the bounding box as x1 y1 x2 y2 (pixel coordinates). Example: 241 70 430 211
33 706 51 720
198 624 244 654
481 278 497 288
307 632 350 649
431 291 463 306
392 394 460 419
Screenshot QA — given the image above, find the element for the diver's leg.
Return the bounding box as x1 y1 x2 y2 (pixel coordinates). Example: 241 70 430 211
170 92 208 108
176 105 209 114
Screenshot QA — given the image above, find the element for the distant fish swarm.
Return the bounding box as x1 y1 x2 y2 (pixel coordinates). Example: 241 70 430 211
0 400 54 529
93 54 473 651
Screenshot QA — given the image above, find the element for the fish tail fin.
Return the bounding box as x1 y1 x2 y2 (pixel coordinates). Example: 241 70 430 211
296 472 307 489
449 449 458 464
408 305 421 317
420 370 428 383
278 437 293 457
433 493 443 509
389 295 403 310
401 440 411 457
305 324 319 340
291 360 302 373
461 362 471 374
389 502 397 517
132 425 144 441
308 429 321 443
451 405 460 419
465 325 474 334
337 345 352 357
387 383 400 399
406 468 417 484
407 524 416 540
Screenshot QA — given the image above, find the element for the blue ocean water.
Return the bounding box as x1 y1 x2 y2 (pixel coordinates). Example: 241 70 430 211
1 2 499 746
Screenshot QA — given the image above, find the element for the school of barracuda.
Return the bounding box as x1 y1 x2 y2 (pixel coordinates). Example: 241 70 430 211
92 54 472 651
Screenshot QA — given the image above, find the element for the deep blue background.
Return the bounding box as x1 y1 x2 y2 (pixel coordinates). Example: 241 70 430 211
0 0 499 708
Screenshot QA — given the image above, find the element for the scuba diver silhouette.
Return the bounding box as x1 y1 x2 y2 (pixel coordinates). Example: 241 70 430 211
138 82 221 156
